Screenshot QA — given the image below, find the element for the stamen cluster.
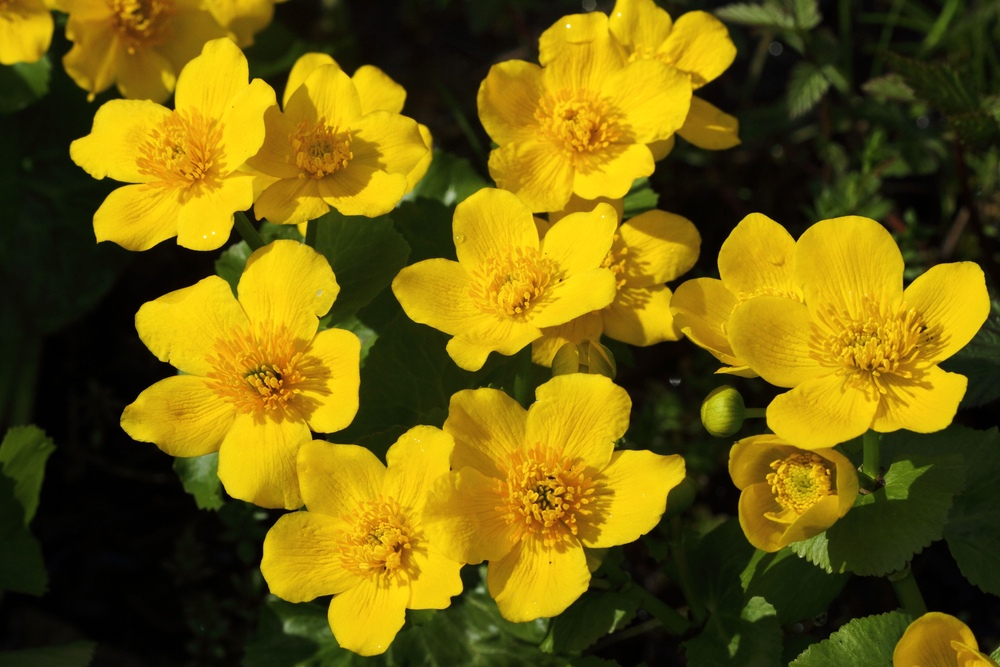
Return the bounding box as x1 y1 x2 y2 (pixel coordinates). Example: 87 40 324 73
766 453 833 515
470 247 555 318
290 118 354 179
136 109 225 194
337 497 414 581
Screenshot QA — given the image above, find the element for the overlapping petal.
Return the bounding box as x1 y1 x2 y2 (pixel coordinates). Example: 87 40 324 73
384 426 454 512
728 297 822 387
766 374 879 449
217 413 310 509
620 210 700 285
445 388 526 478
424 468 514 565
296 440 385 517
718 213 799 298
678 96 741 149
260 511 356 600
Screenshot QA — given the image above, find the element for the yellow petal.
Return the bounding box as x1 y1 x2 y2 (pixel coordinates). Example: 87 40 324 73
580 450 685 548
156 6 229 75
608 0 673 56
424 468 514 564
351 110 428 176
444 388 526 479
0 0 52 66
453 188 539 270
658 11 736 87
795 216 904 314
70 99 168 183
218 78 277 168
547 194 624 225
287 64 361 128
541 203 617 276
620 209 701 285
406 123 434 191
541 13 626 89
318 166 409 217
406 546 464 610
115 47 174 103
327 580 408 656
237 240 338 342
261 511 357 600
529 269 617 329
678 95 740 149
284 52 338 108
121 375 234 456
92 184 182 251
604 284 680 346
670 277 742 366
174 38 248 117
253 177 329 226
175 173 256 250
902 261 990 365
604 59 691 143
384 425 455 513
299 327 361 434
217 413 311 509
246 105 302 180
297 440 386 515
488 140 575 213
526 374 630 470
871 366 967 435
487 536 590 622
719 213 798 299
62 28 119 100
572 142 655 201
727 434 793 490
767 375 878 449
352 64 406 115
135 275 248 376
737 484 786 552
532 312 603 367
477 60 545 145
392 259 481 335
446 321 540 371
649 135 675 161
728 297 823 387
894 612 983 667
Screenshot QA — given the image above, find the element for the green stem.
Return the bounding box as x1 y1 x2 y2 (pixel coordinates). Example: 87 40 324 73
862 430 881 482
670 516 705 625
744 408 767 419
889 564 927 617
304 218 318 248
234 210 264 251
512 348 534 408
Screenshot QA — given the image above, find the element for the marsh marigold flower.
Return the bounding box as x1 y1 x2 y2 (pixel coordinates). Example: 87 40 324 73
729 434 857 552
261 427 463 656
424 374 686 622
479 12 690 212
894 612 999 667
245 54 428 226
532 206 701 365
392 188 619 372
728 216 989 449
205 0 280 46
0 0 53 65
121 240 361 509
671 213 803 376
60 0 227 102
70 38 275 251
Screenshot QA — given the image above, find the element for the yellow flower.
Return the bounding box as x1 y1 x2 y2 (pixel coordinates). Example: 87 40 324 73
204 0 281 46
606 0 740 155
69 38 275 251
391 188 619 372
729 434 858 552
121 240 361 509
260 426 463 656
479 12 691 212
60 0 228 102
670 213 803 376
424 374 686 622
245 54 429 226
894 612 999 667
532 206 701 366
0 0 53 65
728 216 989 449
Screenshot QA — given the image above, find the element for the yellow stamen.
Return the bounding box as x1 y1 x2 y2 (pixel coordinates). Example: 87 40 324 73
601 234 628 293
469 247 555 319
108 0 173 53
136 109 224 197
535 89 623 167
766 453 833 515
290 118 353 179
337 497 414 582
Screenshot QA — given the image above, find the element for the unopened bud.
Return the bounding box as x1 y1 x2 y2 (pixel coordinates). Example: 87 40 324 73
552 340 617 379
700 385 746 438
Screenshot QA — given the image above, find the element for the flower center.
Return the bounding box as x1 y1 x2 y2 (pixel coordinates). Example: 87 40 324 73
136 109 225 196
469 247 555 319
535 89 622 165
766 453 833 515
813 295 924 394
497 445 595 548
204 325 319 417
290 118 353 179
108 0 173 53
337 497 413 581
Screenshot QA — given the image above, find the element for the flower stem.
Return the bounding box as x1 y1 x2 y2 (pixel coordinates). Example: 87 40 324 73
744 408 767 419
888 564 927 617
234 210 264 251
861 430 881 482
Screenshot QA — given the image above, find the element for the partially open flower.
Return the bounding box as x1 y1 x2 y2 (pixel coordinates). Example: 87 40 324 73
729 434 858 552
894 612 999 667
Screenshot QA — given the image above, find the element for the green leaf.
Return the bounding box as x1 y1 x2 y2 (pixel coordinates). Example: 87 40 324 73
0 642 96 667
790 0 822 30
885 54 979 115
244 597 357 667
861 74 917 103
741 548 850 625
0 425 55 524
791 431 966 576
622 178 659 219
312 211 411 325
714 3 795 30
173 453 225 511
942 427 1000 596
407 150 488 207
687 518 756 616
0 58 51 115
541 588 640 653
215 242 252 296
788 611 911 667
787 61 832 119
684 596 783 667
0 474 47 595
391 198 458 264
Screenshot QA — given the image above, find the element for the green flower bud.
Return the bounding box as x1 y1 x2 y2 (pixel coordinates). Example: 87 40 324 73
700 385 746 438
552 340 617 379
